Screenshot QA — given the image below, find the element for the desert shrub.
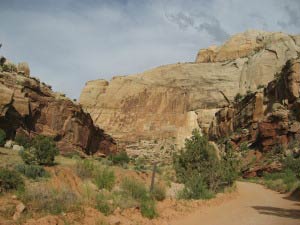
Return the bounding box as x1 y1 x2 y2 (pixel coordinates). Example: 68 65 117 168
263 169 298 192
140 198 158 219
133 157 147 171
75 159 95 179
0 129 6 146
20 183 80 214
121 177 148 201
173 130 239 198
283 156 300 178
95 192 114 216
178 175 214 200
151 184 166 201
14 134 31 148
0 169 24 193
120 178 158 219
234 93 243 103
15 164 48 179
111 191 138 209
221 143 240 186
94 167 115 191
240 142 249 152
19 135 59 165
109 151 130 166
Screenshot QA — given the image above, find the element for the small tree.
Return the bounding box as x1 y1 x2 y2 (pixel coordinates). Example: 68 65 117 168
173 130 221 191
173 129 239 198
19 135 59 165
0 129 6 146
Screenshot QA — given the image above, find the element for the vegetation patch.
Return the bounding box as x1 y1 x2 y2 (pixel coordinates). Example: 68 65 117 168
19 135 59 166
15 164 48 180
109 151 130 166
94 167 116 191
151 183 166 201
173 129 239 199
75 159 95 179
19 182 80 214
0 168 24 193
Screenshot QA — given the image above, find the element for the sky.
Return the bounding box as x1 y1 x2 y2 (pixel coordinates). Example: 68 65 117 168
0 0 300 99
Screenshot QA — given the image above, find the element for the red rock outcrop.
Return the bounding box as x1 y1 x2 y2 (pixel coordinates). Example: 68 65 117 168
0 57 117 155
209 58 300 152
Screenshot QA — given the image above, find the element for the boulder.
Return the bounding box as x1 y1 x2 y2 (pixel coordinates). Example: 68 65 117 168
4 140 13 148
13 202 26 221
12 145 24 151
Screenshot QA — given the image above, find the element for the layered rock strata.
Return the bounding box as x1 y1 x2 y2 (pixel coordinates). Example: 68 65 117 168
0 57 117 155
209 58 300 151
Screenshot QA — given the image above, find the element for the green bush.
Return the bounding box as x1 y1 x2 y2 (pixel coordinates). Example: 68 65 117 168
121 177 148 201
109 151 130 166
75 159 95 179
95 193 114 216
178 175 214 200
94 167 115 191
263 169 298 192
173 130 239 198
19 135 59 165
221 143 240 186
120 178 158 219
151 184 166 201
283 156 300 178
140 198 158 219
15 164 48 179
14 134 31 148
0 168 24 193
0 129 6 146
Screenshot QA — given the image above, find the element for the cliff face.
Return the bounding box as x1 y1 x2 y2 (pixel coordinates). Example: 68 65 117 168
209 58 300 151
79 30 300 159
0 57 117 156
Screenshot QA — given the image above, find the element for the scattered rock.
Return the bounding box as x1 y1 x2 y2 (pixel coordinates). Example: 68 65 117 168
12 145 24 151
4 140 13 149
13 202 26 221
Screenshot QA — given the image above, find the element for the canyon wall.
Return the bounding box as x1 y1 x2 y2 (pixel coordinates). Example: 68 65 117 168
0 57 117 156
80 30 300 160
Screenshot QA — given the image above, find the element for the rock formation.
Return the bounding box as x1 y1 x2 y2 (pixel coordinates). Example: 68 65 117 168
209 58 300 150
209 58 300 177
0 57 117 156
80 30 300 160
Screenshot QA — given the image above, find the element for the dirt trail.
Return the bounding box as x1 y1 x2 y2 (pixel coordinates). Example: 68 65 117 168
171 182 300 225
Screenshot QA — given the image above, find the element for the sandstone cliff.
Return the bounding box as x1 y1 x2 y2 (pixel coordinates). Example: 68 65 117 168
0 56 117 156
209 58 300 150
209 58 300 177
80 30 300 160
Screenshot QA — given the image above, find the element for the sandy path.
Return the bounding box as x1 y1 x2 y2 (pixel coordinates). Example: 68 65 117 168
171 182 300 225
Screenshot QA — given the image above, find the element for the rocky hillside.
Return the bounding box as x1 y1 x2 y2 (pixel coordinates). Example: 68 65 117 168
79 30 300 160
0 56 117 156
209 58 300 177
